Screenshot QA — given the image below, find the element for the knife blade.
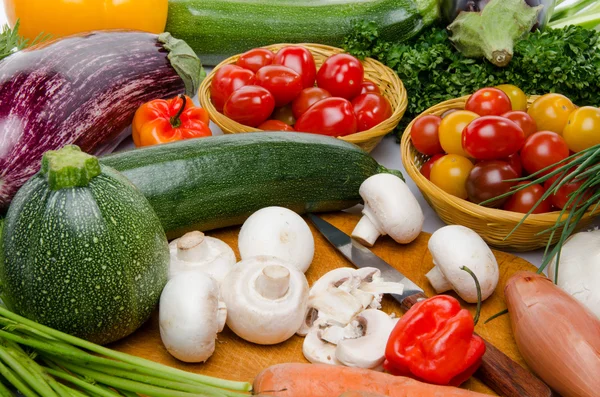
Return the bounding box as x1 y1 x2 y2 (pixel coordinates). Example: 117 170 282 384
307 213 556 397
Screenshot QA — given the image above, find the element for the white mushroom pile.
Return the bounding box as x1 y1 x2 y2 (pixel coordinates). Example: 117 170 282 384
426 225 499 303
351 173 424 247
300 267 403 370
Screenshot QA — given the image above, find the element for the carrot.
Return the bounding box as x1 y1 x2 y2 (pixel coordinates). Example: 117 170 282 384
338 392 387 397
253 363 490 397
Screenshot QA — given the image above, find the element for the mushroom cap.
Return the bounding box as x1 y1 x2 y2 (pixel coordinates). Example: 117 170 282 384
428 225 499 302
159 271 222 363
359 173 424 243
221 256 309 345
169 234 236 284
548 230 600 319
238 207 314 273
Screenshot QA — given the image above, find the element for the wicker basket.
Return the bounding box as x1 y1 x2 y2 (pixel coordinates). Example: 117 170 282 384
199 43 407 153
401 95 598 251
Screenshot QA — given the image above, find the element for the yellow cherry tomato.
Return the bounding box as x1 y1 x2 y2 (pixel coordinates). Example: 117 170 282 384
563 106 600 152
495 84 528 112
527 93 576 135
438 110 479 157
430 154 474 199
4 0 168 42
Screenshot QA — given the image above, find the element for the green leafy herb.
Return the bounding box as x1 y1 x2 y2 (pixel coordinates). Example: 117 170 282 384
0 21 50 61
343 22 600 138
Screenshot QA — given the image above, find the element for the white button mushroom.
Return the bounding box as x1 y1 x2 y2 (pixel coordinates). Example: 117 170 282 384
159 271 226 363
169 231 236 284
351 173 424 247
548 230 600 319
238 207 315 273
425 225 499 303
303 327 341 365
220 256 309 345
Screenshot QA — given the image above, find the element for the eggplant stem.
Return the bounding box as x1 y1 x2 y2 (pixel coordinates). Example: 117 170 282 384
460 266 482 325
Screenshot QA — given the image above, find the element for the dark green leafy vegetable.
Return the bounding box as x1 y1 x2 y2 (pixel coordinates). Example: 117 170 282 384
344 22 600 137
0 21 49 61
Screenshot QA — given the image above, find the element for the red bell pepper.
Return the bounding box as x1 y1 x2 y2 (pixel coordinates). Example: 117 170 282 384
132 95 211 147
384 295 486 387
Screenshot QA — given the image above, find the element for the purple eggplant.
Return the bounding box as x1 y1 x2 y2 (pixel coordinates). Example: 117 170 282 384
0 31 203 211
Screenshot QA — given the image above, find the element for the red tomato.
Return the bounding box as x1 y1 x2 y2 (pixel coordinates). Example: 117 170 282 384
410 115 443 156
520 131 569 175
210 65 256 112
503 182 553 214
316 54 364 100
359 80 380 95
351 93 392 132
462 116 525 160
466 160 518 207
236 48 274 73
291 87 331 119
420 154 444 180
505 152 523 177
272 105 296 126
258 120 294 131
273 46 317 89
223 85 275 127
543 171 592 210
465 88 512 116
295 97 357 137
255 65 303 107
502 111 537 138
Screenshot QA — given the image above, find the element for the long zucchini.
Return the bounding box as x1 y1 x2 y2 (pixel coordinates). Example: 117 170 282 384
101 133 401 238
165 0 440 65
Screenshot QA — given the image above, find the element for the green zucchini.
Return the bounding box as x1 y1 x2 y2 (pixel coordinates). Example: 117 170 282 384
101 132 402 239
165 0 440 65
1 146 169 345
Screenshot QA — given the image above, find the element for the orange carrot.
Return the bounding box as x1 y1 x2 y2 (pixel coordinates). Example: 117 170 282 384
253 363 490 397
338 392 388 397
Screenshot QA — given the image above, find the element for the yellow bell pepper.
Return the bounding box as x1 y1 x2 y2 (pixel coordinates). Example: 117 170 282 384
4 0 168 41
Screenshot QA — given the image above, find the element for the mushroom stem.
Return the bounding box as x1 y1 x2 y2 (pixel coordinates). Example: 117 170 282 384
352 210 383 247
255 265 290 300
425 266 453 293
176 231 212 262
217 300 227 332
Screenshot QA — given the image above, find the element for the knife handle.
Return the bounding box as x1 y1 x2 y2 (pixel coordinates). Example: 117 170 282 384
400 292 555 397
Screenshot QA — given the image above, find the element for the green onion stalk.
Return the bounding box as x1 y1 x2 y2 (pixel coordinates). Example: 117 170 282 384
483 144 600 278
549 0 600 30
0 305 252 396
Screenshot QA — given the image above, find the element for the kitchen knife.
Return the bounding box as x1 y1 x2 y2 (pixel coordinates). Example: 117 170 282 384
307 213 556 397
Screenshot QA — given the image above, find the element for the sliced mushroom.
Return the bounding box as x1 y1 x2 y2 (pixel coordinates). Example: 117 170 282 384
169 231 236 284
303 327 341 365
238 206 315 273
221 256 309 345
351 173 424 247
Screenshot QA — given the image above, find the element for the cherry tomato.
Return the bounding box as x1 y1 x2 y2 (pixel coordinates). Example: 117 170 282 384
544 172 592 210
295 97 357 137
273 46 317 89
272 105 296 126
291 87 331 119
255 65 303 107
520 131 569 175
359 80 380 95
466 160 518 207
236 48 274 73
420 154 444 180
495 84 528 112
439 110 479 157
316 54 364 100
411 115 443 156
503 182 553 214
430 154 474 199
351 93 392 132
223 85 275 127
527 93 575 135
258 120 295 131
504 152 523 177
502 111 537 138
465 87 512 116
562 106 600 152
210 65 256 112
462 116 525 160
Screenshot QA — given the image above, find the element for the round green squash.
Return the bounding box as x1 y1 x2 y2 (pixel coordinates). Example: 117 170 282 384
1 146 169 345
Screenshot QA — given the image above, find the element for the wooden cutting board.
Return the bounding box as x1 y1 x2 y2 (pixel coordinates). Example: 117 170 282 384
109 212 536 396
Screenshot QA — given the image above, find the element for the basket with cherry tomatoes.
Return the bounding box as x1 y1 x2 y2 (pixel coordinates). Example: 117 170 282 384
401 86 599 251
199 43 407 152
